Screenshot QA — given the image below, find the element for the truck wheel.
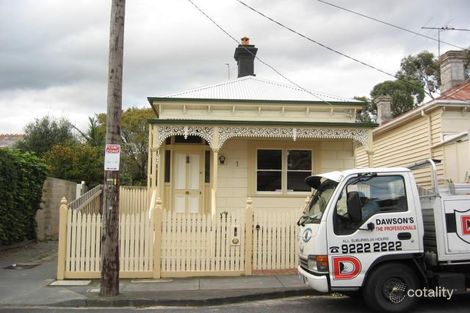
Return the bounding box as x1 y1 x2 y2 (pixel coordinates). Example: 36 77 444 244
362 263 420 313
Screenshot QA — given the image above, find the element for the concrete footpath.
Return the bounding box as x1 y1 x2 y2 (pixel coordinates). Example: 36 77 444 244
0 241 314 308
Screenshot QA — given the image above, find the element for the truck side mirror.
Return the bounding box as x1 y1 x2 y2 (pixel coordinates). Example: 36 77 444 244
347 192 362 224
367 222 375 231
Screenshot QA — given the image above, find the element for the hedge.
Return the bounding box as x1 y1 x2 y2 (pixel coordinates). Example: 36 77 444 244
0 149 47 245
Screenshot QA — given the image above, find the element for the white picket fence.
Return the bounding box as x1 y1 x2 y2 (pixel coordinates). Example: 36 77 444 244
161 210 245 276
253 209 300 272
57 195 304 279
120 186 150 214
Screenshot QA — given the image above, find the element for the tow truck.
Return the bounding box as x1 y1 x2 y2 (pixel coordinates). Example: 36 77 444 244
298 159 470 312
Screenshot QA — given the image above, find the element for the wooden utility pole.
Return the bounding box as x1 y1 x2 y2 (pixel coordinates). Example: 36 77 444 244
101 0 126 296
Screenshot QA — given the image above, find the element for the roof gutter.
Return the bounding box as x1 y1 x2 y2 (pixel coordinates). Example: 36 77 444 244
373 99 470 135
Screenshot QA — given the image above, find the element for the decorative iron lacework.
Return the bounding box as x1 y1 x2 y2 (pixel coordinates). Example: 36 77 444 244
154 125 369 149
155 125 214 148
217 126 369 148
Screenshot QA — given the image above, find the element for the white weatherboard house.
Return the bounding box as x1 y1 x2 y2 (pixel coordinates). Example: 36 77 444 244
146 38 375 215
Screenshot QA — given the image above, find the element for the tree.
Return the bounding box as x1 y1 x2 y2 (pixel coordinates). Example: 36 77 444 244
96 107 153 185
43 144 104 187
354 96 375 123
71 116 106 147
15 116 76 156
396 51 440 99
370 79 424 117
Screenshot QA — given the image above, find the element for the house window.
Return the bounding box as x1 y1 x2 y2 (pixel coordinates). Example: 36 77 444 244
257 150 282 192
256 149 312 193
287 150 312 192
164 150 171 182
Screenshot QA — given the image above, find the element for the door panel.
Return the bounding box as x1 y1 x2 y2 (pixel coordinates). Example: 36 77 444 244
173 151 202 213
174 195 185 213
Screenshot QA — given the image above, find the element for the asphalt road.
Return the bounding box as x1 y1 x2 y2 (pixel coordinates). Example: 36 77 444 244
0 295 469 313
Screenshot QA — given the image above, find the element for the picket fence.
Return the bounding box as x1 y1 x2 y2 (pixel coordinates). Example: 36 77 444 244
57 190 304 279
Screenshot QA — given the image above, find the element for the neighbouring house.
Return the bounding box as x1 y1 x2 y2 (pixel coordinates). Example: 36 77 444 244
0 134 23 148
147 37 375 214
355 50 470 187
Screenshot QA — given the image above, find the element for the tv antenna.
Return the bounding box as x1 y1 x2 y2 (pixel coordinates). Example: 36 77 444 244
421 26 470 59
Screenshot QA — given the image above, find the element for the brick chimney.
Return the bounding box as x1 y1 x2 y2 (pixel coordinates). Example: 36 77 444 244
375 95 393 125
234 37 258 78
440 50 466 93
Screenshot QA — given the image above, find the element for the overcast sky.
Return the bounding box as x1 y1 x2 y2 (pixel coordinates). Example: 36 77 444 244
1 0 469 133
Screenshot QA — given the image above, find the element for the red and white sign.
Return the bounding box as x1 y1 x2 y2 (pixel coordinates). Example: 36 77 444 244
461 216 470 235
104 144 121 171
332 256 362 280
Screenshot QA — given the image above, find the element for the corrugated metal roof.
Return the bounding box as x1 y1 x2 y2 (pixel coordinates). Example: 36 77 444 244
437 81 470 101
160 76 359 103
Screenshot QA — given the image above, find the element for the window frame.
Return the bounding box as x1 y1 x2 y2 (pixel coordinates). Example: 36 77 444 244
332 174 409 236
255 148 313 195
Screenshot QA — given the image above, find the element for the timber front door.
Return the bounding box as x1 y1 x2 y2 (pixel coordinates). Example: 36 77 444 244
173 152 202 213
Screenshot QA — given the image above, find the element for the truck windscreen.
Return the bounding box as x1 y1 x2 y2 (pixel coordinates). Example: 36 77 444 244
302 179 338 225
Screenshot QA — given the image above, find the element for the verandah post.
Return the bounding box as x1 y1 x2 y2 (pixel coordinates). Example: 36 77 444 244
57 197 68 280
244 197 253 275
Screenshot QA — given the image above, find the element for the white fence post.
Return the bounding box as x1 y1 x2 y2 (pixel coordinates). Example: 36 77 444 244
153 197 163 279
57 197 68 280
244 197 253 276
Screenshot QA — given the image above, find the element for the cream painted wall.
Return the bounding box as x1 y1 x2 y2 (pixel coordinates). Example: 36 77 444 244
443 139 470 183
318 140 355 173
441 110 470 135
215 138 356 212
216 139 249 212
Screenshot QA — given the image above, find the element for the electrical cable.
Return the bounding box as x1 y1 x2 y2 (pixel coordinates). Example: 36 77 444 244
235 0 398 80
317 0 466 50
187 0 344 105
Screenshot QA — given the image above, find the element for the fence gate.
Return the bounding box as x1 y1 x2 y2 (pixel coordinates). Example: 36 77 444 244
160 210 245 277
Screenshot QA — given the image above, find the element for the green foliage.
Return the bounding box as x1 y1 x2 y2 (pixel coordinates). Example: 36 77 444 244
370 79 425 117
354 96 375 123
396 51 440 99
0 149 47 245
96 107 153 186
15 116 76 156
43 144 104 187
75 116 106 147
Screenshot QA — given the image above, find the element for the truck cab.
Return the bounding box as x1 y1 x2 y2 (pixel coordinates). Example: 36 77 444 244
298 161 470 312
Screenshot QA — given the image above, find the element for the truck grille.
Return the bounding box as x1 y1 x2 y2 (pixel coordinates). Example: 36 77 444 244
299 256 308 270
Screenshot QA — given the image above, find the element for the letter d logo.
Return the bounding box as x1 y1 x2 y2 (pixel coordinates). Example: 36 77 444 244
332 256 361 280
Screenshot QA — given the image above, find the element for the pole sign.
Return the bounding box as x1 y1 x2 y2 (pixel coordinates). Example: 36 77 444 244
104 144 121 171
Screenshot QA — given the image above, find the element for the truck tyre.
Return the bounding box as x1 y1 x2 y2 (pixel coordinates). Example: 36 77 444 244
362 263 420 313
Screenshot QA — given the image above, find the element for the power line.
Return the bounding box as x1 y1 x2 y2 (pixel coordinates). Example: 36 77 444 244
422 26 470 59
186 0 338 105
235 0 398 80
317 0 465 51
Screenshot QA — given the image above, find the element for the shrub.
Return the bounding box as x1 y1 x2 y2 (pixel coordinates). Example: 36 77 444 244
0 149 47 245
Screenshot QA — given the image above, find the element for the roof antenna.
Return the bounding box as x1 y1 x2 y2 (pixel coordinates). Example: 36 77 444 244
421 26 470 60
225 63 231 80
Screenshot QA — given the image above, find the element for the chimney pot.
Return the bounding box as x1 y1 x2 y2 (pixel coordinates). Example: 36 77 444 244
241 37 250 45
440 50 466 93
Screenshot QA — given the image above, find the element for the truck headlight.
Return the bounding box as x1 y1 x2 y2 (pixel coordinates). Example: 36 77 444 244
307 255 329 273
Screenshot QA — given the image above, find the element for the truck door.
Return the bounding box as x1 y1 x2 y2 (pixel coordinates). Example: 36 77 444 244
326 174 421 289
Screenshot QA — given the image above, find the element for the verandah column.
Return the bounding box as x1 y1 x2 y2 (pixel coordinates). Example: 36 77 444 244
211 149 218 216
